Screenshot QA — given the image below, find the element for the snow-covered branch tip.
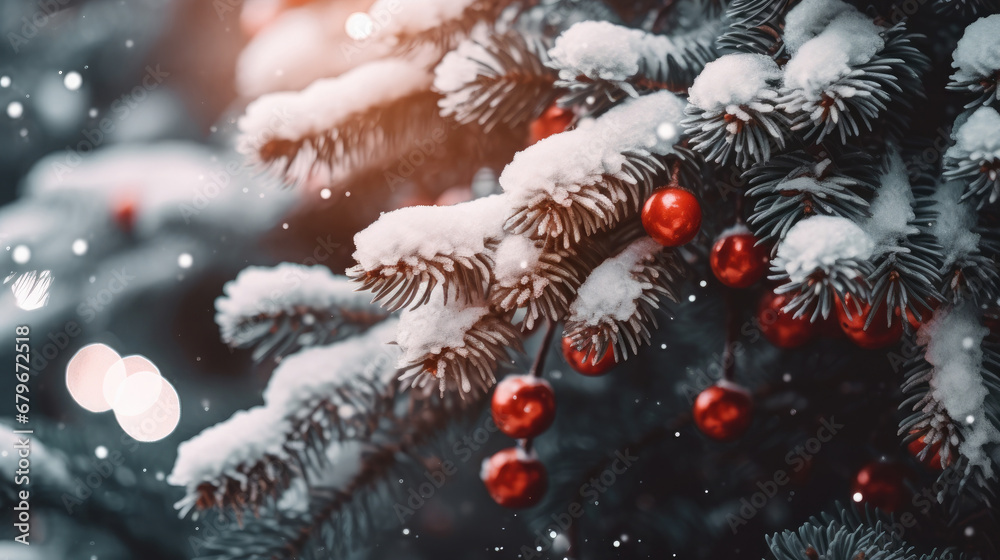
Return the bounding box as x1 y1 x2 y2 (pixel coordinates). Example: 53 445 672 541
931 180 999 306
901 304 1000 488
169 321 400 516
683 53 786 169
489 234 593 331
549 19 720 115
501 91 688 249
216 264 391 362
348 195 511 311
237 58 438 189
564 237 683 363
396 292 522 397
369 0 518 53
434 23 558 131
944 106 1000 209
777 0 928 144
769 215 874 321
947 15 1000 110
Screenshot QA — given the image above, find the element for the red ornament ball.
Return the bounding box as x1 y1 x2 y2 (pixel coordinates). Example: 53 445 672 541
907 432 945 471
481 448 548 508
836 295 903 349
113 196 137 233
757 290 815 348
693 381 754 441
491 375 557 439
561 337 617 376
529 104 574 144
710 230 769 288
851 461 910 512
641 188 702 247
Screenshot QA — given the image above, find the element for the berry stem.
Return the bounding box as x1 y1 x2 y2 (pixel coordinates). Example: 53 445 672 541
528 319 557 378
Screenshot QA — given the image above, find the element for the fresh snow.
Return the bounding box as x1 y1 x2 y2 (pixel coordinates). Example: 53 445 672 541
492 235 545 286
215 263 383 336
568 238 661 325
776 216 874 282
169 321 399 495
352 194 511 271
948 106 1000 161
783 9 884 95
951 15 1000 82
862 153 917 252
687 54 783 110
396 295 491 366
549 20 721 86
782 0 856 54
239 59 432 149
932 181 980 269
264 319 400 413
920 304 998 477
434 24 493 99
169 406 292 489
500 92 685 206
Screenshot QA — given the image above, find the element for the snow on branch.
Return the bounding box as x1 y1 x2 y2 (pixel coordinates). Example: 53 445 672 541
549 19 720 114
216 264 391 362
488 234 591 330
564 237 683 363
396 293 521 396
434 23 558 131
864 153 942 330
237 58 438 188
348 194 511 311
771 215 873 320
947 15 1000 110
944 106 1000 208
683 53 786 168
931 180 999 305
914 304 999 480
502 91 687 248
169 321 400 515
777 0 927 143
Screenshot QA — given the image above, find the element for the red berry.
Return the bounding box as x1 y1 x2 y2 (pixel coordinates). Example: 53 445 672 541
491 375 556 439
481 448 548 508
561 337 616 376
529 105 574 144
641 188 702 247
710 230 769 288
693 381 754 441
836 295 902 349
757 290 815 348
851 461 910 513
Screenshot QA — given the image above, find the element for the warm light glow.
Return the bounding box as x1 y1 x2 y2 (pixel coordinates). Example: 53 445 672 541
66 344 122 412
112 371 165 416
103 354 161 409
115 377 181 442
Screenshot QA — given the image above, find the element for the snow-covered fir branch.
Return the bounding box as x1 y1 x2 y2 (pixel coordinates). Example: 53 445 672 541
216 263 390 362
